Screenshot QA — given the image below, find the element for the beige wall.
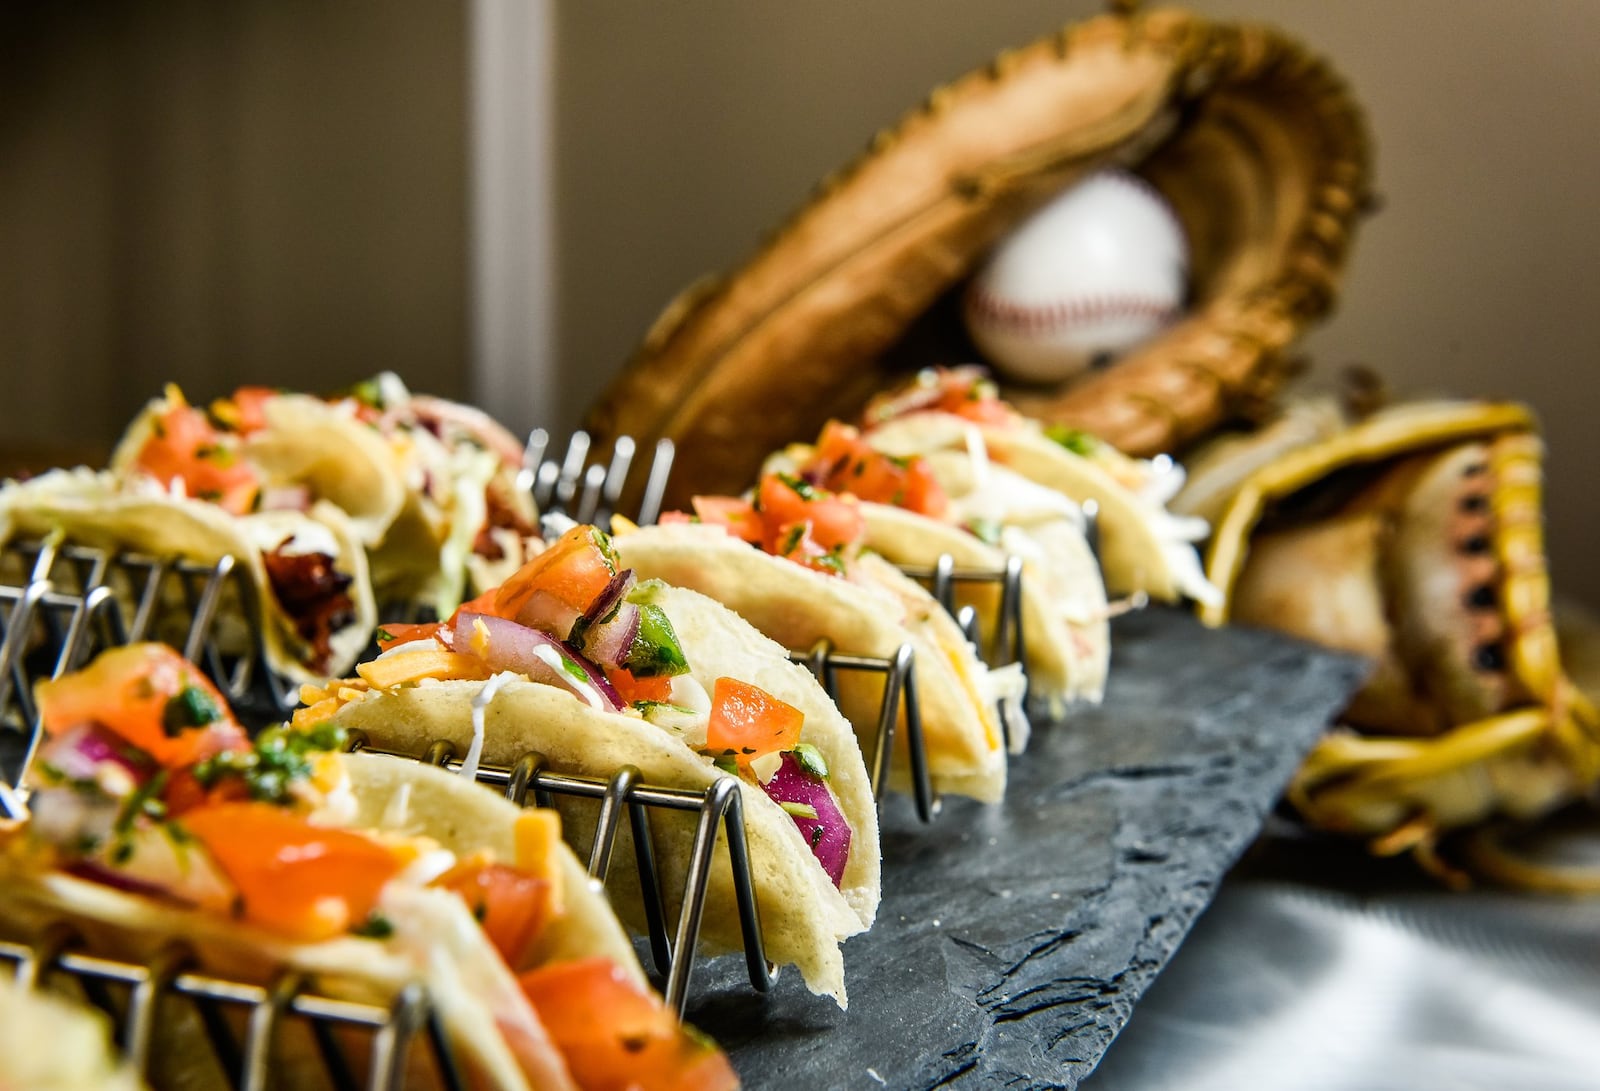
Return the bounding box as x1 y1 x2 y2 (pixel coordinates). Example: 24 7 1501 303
0 1 468 457
553 1 1600 607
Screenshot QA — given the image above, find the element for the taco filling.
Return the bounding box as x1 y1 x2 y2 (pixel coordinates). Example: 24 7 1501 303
301 524 853 887
19 642 737 1090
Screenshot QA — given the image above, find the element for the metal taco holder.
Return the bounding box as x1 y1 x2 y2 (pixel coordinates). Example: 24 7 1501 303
0 427 1044 1083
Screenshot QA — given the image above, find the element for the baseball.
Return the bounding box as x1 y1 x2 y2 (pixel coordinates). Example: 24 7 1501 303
963 169 1189 385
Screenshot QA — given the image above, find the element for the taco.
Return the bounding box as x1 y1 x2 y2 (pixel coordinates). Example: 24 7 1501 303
298 524 880 1006
860 366 1219 607
2 642 735 1090
113 378 540 617
0 979 145 1091
620 471 1023 801
0 468 376 684
766 419 1110 710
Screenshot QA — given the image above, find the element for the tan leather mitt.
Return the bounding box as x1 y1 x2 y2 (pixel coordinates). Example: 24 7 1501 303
587 6 1371 509
1185 401 1600 881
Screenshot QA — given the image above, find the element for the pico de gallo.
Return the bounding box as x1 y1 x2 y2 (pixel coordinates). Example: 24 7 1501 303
659 472 872 579
21 642 737 1091
296 523 853 888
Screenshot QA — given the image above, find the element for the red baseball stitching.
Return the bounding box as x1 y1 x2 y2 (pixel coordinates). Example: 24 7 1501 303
965 287 1179 337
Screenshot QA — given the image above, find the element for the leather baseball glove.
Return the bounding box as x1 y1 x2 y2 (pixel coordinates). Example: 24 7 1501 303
1180 399 1600 883
587 6 1371 509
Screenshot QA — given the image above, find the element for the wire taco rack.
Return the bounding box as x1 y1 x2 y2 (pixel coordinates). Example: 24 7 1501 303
0 932 456 1091
0 427 1053 1086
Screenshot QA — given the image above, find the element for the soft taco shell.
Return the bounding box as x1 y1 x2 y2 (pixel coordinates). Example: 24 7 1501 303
0 468 377 684
322 584 880 1005
856 502 1109 708
614 522 1008 802
0 753 642 1091
866 412 1214 605
110 390 410 551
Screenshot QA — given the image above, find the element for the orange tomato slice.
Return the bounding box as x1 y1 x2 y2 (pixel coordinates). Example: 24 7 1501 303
519 958 738 1091
182 802 407 942
133 404 260 516
375 621 444 649
35 644 247 769
607 667 674 705
706 677 804 767
434 860 551 967
495 526 617 621
689 496 763 544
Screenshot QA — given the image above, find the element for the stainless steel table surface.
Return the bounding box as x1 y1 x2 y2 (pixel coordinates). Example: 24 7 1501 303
1088 818 1600 1091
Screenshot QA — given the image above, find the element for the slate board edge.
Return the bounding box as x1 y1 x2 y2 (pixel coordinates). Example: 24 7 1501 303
702 609 1366 1091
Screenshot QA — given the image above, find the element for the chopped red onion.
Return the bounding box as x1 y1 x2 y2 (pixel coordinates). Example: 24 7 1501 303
452 612 621 713
760 752 851 887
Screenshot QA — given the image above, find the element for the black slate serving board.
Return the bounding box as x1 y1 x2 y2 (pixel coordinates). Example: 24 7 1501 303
683 607 1366 1090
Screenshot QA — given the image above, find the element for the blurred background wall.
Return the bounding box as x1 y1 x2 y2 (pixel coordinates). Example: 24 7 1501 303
0 0 468 463
2 1 1597 604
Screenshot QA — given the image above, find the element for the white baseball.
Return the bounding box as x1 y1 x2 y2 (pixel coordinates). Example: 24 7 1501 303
963 169 1189 384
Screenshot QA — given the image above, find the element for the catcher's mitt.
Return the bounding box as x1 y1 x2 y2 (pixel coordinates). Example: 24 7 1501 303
1183 400 1600 881
587 6 1371 509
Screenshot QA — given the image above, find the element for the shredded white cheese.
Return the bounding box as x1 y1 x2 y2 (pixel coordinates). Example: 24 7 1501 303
527 647 604 711
463 671 519 782
380 782 413 830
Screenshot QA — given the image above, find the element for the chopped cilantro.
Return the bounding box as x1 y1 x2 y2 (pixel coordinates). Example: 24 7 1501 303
349 377 384 409
965 517 1003 546
590 527 619 574
162 685 224 737
711 755 740 776
775 472 817 501
1043 425 1100 457
813 546 846 576
194 444 236 467
779 523 807 556
790 743 829 780
374 627 396 643
193 723 347 805
351 912 394 939
885 453 914 470
114 770 169 836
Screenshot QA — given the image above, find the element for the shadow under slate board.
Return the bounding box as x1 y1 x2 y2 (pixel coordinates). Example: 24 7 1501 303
685 607 1366 1090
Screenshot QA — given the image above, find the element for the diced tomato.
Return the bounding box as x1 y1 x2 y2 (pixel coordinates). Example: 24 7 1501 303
495 526 617 621
767 520 840 577
805 421 948 518
754 474 813 535
706 677 804 767
753 473 863 556
434 860 551 967
213 386 278 435
162 764 248 816
452 588 503 623
607 667 674 705
375 621 444 649
658 510 695 526
133 403 261 516
689 496 763 544
35 644 248 769
182 802 407 942
519 958 738 1091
